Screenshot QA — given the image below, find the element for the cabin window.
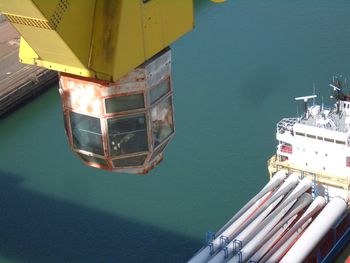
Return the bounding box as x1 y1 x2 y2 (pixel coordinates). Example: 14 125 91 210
295 132 305 137
105 93 145 113
317 136 323 140
150 78 171 104
79 154 108 167
347 157 350 168
108 114 148 157
306 134 316 139
151 97 174 147
324 138 334 143
336 140 346 145
112 154 147 168
70 111 104 155
280 143 293 154
280 156 288 161
150 140 169 161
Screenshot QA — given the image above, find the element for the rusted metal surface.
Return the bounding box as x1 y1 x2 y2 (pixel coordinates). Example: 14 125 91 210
59 48 174 174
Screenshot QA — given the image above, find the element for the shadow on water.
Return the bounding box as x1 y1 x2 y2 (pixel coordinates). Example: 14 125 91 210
236 66 287 106
0 170 200 263
194 0 210 10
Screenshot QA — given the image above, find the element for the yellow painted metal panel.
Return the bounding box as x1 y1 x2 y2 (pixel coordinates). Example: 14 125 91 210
18 35 96 78
18 37 39 64
36 60 94 77
140 0 164 58
1 0 194 82
0 0 47 20
54 0 95 66
91 0 194 82
1 0 95 75
32 0 60 18
110 0 145 81
19 38 95 77
89 0 124 79
90 0 148 81
14 24 85 68
159 1 194 45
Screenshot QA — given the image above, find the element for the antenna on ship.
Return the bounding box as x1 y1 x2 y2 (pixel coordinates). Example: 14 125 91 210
330 77 345 114
313 83 316 105
296 103 299 118
295 95 317 119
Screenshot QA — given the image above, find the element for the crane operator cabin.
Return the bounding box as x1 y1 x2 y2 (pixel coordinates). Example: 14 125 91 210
0 0 194 174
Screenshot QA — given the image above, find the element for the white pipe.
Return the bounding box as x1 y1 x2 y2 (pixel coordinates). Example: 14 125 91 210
266 192 313 241
243 176 312 245
233 174 299 240
282 176 312 204
231 201 297 263
208 176 301 263
187 193 269 263
195 192 272 263
217 170 286 235
248 214 298 262
228 192 312 263
216 170 286 236
207 195 284 263
187 172 286 263
267 219 312 263
260 195 326 263
280 197 347 263
248 193 313 262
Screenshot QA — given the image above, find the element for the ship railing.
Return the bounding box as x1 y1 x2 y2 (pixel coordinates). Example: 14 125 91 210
323 105 332 111
276 118 300 134
268 155 350 192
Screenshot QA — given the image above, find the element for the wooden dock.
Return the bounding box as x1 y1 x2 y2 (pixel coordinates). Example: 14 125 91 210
0 19 58 116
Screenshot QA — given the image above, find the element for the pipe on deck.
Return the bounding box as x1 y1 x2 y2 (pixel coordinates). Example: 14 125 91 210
210 175 308 263
280 197 347 263
248 192 316 262
260 195 326 263
227 191 312 263
187 171 286 263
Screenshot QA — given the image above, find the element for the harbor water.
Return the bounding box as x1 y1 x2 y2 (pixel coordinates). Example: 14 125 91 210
1 1 350 262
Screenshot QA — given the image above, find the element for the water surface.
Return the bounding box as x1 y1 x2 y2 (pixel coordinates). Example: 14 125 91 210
1 1 350 262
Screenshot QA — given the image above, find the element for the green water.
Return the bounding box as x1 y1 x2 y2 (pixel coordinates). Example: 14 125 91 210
1 1 350 262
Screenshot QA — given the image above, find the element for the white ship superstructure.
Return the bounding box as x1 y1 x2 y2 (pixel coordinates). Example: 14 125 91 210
270 80 350 200
277 102 350 177
188 79 350 263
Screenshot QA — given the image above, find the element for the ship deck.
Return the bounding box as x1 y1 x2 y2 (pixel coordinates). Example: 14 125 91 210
301 105 349 133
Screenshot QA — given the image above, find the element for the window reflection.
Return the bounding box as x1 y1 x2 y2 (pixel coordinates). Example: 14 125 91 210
79 154 108 167
150 139 169 161
105 93 145 113
150 78 170 104
108 114 148 156
151 97 174 147
112 154 147 168
70 111 104 155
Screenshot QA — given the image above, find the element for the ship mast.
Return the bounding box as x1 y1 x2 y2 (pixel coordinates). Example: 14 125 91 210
295 95 317 119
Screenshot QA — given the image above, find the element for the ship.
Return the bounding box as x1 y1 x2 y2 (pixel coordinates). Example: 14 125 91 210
188 77 350 263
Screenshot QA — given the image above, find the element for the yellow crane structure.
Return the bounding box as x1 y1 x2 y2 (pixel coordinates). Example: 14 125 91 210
0 0 194 174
